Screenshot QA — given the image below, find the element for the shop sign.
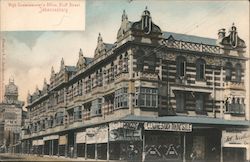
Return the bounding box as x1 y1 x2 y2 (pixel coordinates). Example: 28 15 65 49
109 122 142 141
76 132 86 144
37 139 44 145
59 135 67 145
96 126 108 143
109 121 139 130
86 127 97 144
43 135 59 141
144 122 192 132
222 130 250 147
32 140 37 146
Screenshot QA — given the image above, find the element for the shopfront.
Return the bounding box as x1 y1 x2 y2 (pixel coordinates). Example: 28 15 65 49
109 121 142 161
76 131 86 158
222 129 250 162
43 135 59 156
58 135 67 157
143 122 192 162
86 125 109 160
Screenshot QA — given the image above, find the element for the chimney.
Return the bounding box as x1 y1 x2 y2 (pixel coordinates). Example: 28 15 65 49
218 28 226 39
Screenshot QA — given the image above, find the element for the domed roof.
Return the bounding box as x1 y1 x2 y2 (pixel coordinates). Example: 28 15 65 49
5 78 18 96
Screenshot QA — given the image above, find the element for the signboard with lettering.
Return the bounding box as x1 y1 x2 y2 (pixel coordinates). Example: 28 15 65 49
86 127 97 144
109 121 139 130
96 125 108 143
222 130 250 147
144 122 192 132
37 139 44 145
76 132 86 144
59 135 67 145
32 140 37 146
109 121 141 141
43 135 59 141
86 126 109 144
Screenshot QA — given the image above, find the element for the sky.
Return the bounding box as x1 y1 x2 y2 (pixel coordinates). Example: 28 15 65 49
2 0 250 104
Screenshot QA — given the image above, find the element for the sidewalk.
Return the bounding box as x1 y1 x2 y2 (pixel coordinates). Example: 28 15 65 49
0 153 109 161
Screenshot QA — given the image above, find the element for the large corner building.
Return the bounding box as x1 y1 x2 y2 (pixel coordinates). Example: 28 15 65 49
22 9 250 162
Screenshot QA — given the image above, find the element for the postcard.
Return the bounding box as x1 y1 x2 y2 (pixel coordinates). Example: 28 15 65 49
0 0 249 162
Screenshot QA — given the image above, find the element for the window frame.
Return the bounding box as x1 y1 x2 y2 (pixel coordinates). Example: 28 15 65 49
196 59 206 81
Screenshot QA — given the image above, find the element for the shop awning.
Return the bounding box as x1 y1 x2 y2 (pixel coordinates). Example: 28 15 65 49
121 115 250 127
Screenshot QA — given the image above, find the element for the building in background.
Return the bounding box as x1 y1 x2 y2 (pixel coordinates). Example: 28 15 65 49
22 8 249 162
0 78 24 153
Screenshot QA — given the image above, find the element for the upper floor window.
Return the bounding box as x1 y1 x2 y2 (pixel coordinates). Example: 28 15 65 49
55 112 64 125
176 56 186 77
135 87 158 108
91 98 102 117
73 106 82 121
195 93 204 112
114 88 128 109
225 62 232 81
235 63 242 83
175 92 185 112
196 59 206 81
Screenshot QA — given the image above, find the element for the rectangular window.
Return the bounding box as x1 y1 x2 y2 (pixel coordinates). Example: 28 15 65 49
91 98 102 117
196 94 204 111
136 87 158 108
199 64 205 79
114 88 128 109
176 92 185 112
178 61 186 77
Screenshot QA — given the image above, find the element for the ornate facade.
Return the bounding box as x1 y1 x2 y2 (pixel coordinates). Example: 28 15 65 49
22 8 249 162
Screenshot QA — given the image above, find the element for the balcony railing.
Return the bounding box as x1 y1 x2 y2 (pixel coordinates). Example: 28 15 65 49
226 104 245 115
224 81 245 90
134 72 159 81
164 38 220 54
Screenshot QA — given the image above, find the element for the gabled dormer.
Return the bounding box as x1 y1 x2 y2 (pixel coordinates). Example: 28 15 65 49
217 23 246 56
60 58 65 71
94 33 114 59
117 10 132 42
42 78 49 92
76 48 86 70
117 7 162 46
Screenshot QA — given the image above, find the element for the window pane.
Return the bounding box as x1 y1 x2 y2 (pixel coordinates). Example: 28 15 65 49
152 95 157 107
146 94 151 106
196 94 204 111
140 94 145 106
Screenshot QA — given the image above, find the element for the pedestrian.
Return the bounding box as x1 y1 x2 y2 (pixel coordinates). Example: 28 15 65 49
190 150 197 162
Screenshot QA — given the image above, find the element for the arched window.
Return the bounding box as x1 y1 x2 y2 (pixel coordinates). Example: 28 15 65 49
235 63 242 82
225 62 232 81
196 59 206 80
176 56 186 77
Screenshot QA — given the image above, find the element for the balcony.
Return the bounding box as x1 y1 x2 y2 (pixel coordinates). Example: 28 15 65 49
134 72 159 81
224 82 245 90
164 38 220 54
225 104 245 115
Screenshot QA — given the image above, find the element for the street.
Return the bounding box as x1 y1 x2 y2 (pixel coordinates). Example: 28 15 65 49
0 153 103 161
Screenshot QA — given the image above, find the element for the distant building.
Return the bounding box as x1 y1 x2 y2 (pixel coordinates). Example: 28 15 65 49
0 78 24 152
22 8 249 162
